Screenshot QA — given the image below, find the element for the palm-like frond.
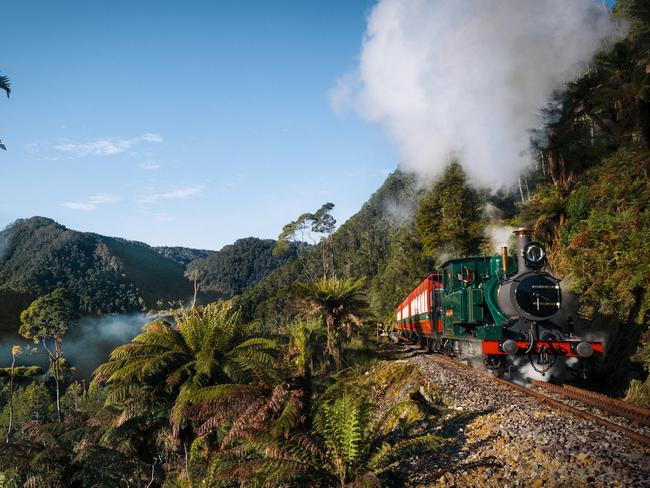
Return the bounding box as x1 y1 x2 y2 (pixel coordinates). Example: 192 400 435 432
286 319 327 374
94 301 280 448
295 277 369 318
0 74 10 98
294 277 370 370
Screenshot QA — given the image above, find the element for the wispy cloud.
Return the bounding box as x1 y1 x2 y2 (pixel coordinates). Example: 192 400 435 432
139 161 161 170
54 133 163 157
161 186 203 199
154 212 173 223
329 73 358 117
60 202 96 211
138 185 204 204
61 193 121 211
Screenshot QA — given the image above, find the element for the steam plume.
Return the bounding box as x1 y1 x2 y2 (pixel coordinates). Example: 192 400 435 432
334 0 622 187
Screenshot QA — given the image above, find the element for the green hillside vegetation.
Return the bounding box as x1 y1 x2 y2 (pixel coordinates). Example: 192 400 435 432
0 220 296 323
0 302 446 487
236 170 436 322
0 217 192 315
153 246 213 266
521 0 650 399
187 237 302 301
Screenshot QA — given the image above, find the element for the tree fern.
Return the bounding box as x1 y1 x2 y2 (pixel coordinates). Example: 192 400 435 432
0 73 10 98
94 302 273 437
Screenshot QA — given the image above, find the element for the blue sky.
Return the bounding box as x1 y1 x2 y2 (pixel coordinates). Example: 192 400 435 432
0 0 397 249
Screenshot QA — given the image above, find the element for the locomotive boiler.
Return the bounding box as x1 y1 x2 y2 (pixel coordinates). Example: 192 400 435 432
395 228 603 376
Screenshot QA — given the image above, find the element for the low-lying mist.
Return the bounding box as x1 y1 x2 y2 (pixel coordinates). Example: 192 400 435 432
0 313 155 380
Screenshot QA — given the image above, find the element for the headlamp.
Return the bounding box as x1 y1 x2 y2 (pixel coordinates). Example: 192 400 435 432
524 242 546 267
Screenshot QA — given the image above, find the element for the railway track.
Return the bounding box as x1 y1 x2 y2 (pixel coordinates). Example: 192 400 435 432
396 334 650 448
531 380 650 427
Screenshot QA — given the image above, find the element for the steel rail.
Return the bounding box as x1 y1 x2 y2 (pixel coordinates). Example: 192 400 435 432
394 336 650 448
531 381 650 427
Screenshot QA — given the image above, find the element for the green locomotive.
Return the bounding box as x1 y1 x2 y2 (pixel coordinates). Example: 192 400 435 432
396 228 603 375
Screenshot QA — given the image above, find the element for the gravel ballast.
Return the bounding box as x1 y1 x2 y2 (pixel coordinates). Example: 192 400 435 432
393 344 650 487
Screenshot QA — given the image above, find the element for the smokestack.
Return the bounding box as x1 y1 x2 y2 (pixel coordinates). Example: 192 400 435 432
513 228 532 272
500 245 508 274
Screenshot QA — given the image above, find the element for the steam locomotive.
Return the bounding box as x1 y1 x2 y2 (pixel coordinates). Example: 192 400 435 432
395 228 603 376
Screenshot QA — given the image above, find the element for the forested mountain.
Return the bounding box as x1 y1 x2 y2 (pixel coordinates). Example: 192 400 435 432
0 218 299 323
153 246 213 266
186 237 302 300
0 217 193 316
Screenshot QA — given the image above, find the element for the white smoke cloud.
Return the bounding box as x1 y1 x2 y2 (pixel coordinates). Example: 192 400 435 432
383 197 416 226
485 224 516 252
335 0 623 187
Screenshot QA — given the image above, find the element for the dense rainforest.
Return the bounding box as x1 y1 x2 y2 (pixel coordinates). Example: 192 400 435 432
186 237 303 301
0 219 293 324
0 1 647 486
0 217 190 315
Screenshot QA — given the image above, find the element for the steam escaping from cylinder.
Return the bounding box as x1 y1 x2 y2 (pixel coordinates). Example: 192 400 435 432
332 0 624 187
507 356 581 386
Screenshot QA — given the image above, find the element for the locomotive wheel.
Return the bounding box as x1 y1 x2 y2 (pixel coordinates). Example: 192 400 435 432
426 337 434 353
483 354 506 377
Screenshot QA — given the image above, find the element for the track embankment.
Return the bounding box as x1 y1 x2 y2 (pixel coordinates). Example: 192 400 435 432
393 342 650 488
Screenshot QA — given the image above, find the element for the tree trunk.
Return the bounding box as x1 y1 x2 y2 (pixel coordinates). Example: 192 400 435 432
302 365 312 427
55 339 62 421
46 337 63 422
639 100 650 149
5 353 16 443
334 331 343 372
192 277 199 308
184 441 189 480
325 316 335 358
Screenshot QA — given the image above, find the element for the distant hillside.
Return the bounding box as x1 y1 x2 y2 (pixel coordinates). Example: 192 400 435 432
187 237 302 301
0 218 297 324
154 246 213 266
0 217 194 315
